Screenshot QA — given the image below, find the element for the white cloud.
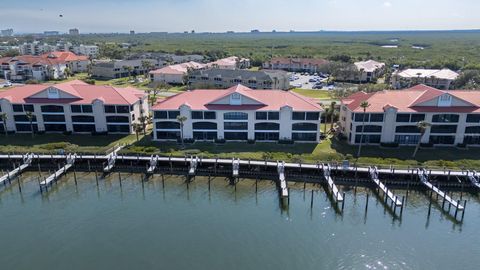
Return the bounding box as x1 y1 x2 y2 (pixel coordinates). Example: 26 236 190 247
383 1 392 8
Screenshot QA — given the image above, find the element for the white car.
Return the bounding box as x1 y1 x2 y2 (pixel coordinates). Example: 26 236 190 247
3 81 12 87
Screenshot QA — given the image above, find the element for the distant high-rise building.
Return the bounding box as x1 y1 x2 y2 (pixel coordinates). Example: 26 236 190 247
130 30 135 35
44 31 60 36
1 28 14 36
69 28 79 35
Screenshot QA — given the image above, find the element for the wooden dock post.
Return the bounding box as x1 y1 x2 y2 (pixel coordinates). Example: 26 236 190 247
161 173 165 189
255 177 258 193
341 192 345 211
454 200 460 219
95 170 98 186
208 175 211 192
400 196 405 216
310 190 314 209
73 167 77 186
461 200 467 221
87 160 91 172
118 171 122 187
365 193 369 213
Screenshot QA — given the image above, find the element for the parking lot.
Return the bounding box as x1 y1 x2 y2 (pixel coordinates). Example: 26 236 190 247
289 73 331 90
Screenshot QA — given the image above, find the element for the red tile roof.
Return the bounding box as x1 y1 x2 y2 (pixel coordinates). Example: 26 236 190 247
152 84 322 111
41 51 89 62
342 84 480 113
0 80 145 105
1 52 88 66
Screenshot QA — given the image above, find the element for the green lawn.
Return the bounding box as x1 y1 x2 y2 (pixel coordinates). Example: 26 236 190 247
292 88 332 99
120 136 480 170
0 133 139 154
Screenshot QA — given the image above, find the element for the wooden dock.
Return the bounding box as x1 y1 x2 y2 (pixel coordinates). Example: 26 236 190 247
277 161 288 198
322 164 343 203
467 171 480 189
147 155 159 174
40 154 76 187
418 169 464 212
369 167 403 208
0 154 33 185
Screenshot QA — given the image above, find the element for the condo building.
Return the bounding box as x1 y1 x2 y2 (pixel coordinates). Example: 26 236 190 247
152 85 322 142
0 80 148 134
339 85 480 146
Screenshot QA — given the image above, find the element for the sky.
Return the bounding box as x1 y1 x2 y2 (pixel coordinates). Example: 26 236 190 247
1 0 479 33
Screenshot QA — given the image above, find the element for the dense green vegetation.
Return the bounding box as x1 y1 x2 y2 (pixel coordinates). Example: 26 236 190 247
5 31 480 69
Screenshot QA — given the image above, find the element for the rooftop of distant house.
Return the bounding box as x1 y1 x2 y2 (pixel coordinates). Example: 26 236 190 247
354 60 385 72
395 68 459 80
267 57 329 66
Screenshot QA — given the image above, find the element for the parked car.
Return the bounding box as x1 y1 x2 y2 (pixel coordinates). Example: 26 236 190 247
3 81 12 88
308 78 317 82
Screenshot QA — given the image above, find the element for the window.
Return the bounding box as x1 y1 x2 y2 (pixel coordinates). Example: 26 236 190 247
193 131 217 140
268 112 280 120
464 136 480 145
43 114 66 122
255 122 280 130
191 111 203 119
155 121 180 130
44 124 66 132
156 131 180 139
306 112 320 120
224 122 248 130
395 125 420 133
224 132 248 140
355 125 382 133
204 112 216 119
224 112 248 120
12 104 24 112
154 111 167 119
432 114 459 123
396 114 410 122
429 135 455 145
256 112 267 120
72 115 95 123
107 125 130 133
47 88 59 99
168 111 180 119
191 111 216 120
430 125 457 134
354 113 366 122
14 115 37 122
192 122 217 130
41 105 64 113
465 126 480 134
410 114 425 122
292 133 317 141
73 124 95 132
16 123 38 132
104 105 116 113
106 116 129 123
292 112 305 120
369 113 384 122
71 105 93 113
292 123 317 131
255 132 279 141
466 114 480 123
354 134 381 144
395 135 420 145
116 106 130 113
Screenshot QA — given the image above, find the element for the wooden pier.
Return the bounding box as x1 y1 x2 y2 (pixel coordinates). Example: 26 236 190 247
418 169 464 217
277 161 288 198
147 155 159 174
467 171 480 189
40 154 76 188
0 154 33 185
322 164 344 204
369 167 403 210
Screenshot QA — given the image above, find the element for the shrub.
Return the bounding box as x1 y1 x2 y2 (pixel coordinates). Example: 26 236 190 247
380 142 399 148
247 139 255 144
25 79 39 84
82 78 96 85
278 139 294 144
420 143 434 148
63 131 72 136
214 139 226 144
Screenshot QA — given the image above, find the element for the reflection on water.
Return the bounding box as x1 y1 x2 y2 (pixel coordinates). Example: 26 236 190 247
0 172 479 270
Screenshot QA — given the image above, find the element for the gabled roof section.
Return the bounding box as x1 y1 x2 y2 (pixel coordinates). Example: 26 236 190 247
207 84 265 105
409 84 477 107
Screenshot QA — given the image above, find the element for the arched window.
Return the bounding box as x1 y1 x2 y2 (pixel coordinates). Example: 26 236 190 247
255 122 280 130
292 123 317 131
155 121 180 130
192 122 217 130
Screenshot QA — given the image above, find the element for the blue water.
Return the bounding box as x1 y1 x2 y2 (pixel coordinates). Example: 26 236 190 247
0 172 479 270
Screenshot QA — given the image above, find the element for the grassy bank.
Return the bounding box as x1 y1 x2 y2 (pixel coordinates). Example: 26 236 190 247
1 133 478 170
292 89 332 99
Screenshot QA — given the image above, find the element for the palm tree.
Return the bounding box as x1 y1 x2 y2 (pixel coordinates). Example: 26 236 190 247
176 115 187 149
323 107 329 135
0 113 8 137
64 67 71 78
132 122 143 142
25 111 35 138
412 121 431 158
137 115 149 135
329 101 336 131
356 101 370 158
141 60 153 79
122 65 133 79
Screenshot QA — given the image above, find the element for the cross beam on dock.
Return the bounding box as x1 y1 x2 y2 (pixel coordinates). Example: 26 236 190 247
0 153 33 185
467 171 480 189
418 169 464 213
188 156 198 176
40 154 76 187
322 164 343 203
277 161 288 198
147 155 159 174
369 167 403 209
